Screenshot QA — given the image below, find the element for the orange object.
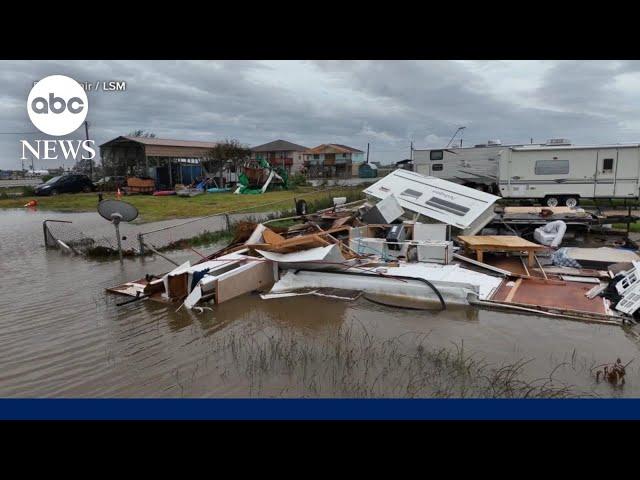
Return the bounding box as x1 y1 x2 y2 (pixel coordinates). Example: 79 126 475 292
24 200 38 207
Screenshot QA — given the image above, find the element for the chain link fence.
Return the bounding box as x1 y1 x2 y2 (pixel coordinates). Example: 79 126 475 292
43 187 365 259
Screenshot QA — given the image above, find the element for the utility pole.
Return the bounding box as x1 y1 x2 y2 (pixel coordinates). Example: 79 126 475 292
410 141 413 160
366 143 370 164
84 120 92 179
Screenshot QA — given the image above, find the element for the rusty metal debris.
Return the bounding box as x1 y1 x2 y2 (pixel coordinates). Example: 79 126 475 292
594 359 632 387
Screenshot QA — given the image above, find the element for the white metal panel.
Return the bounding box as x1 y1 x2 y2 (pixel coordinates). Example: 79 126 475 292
413 145 511 186
615 148 640 197
363 169 499 231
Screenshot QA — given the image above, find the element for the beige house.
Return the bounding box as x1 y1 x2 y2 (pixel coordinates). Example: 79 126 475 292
250 139 309 174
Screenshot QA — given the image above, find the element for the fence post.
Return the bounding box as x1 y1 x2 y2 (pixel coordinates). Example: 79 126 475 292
43 221 48 248
138 233 145 256
225 214 231 233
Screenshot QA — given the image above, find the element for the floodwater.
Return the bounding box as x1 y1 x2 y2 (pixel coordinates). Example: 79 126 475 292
1 208 640 397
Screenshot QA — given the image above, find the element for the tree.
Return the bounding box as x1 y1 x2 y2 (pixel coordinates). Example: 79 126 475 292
128 130 156 138
74 157 95 176
204 139 251 186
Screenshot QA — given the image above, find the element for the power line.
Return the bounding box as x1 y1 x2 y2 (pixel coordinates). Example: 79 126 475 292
0 131 41 135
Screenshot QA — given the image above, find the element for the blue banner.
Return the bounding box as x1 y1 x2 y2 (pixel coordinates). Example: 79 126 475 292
2 399 640 420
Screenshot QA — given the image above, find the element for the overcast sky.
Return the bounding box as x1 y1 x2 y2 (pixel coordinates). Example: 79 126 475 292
2 60 640 170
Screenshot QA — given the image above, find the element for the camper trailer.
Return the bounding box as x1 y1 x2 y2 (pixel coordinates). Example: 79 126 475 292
498 142 640 207
412 140 534 193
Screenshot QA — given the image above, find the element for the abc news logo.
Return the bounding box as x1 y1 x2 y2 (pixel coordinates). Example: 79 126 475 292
31 92 85 115
22 75 96 161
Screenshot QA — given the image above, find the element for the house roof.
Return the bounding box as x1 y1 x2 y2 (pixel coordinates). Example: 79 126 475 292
251 139 308 152
361 162 378 169
100 136 220 149
305 144 365 154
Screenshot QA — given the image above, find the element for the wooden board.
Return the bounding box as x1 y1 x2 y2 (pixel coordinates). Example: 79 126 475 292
457 235 544 249
503 206 583 215
263 228 286 245
490 277 607 315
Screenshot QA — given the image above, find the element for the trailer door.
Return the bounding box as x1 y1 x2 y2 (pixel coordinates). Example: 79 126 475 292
614 147 640 198
594 149 617 197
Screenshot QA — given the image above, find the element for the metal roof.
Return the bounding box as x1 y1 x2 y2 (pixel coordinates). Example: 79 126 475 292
510 143 640 152
251 139 308 152
100 136 220 149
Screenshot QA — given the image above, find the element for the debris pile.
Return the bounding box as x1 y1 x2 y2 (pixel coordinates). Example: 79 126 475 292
107 169 640 328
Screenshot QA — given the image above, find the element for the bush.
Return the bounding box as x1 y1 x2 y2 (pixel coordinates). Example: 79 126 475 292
21 186 35 196
289 172 309 188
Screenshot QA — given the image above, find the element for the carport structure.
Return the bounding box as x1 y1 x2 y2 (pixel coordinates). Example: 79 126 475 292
99 136 220 189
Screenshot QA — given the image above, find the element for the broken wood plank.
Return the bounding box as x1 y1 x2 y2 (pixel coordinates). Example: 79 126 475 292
504 278 523 303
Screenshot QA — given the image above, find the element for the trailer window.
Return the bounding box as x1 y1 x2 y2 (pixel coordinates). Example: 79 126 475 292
430 150 444 161
431 163 443 171
603 158 614 172
534 160 569 175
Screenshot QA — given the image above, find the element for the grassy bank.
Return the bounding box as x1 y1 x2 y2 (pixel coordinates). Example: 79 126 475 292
0 186 365 223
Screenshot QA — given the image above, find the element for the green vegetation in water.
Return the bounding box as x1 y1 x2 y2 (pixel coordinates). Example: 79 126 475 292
160 230 233 252
199 320 594 398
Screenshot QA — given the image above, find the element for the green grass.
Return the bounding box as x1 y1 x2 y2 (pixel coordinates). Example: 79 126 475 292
613 222 640 232
0 186 365 223
160 230 234 252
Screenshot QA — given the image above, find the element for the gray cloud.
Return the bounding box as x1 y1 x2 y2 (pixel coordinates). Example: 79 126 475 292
1 60 639 170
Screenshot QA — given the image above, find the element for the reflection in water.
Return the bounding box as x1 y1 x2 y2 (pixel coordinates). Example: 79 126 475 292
0 208 639 398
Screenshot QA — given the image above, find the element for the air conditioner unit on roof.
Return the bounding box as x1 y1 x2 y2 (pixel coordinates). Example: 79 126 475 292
546 138 571 145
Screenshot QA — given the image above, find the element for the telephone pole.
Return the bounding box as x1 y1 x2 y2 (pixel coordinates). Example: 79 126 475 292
366 143 370 164
410 141 413 160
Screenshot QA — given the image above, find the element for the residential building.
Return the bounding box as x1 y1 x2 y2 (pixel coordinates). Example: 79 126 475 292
250 139 308 175
303 144 365 178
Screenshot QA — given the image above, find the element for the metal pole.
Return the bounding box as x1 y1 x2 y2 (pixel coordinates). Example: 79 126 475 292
366 143 370 164
114 222 123 262
138 233 145 256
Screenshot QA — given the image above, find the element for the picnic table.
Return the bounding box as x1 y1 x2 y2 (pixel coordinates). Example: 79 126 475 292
457 235 546 267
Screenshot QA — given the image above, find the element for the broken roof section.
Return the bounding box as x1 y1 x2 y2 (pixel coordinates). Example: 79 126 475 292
363 169 499 235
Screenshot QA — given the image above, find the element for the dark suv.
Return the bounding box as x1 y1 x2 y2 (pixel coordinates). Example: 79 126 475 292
35 174 96 196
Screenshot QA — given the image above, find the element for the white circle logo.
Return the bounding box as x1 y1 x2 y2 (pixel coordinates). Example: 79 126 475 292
27 75 88 136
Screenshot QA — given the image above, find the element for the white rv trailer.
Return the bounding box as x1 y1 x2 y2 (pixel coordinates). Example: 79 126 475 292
412 140 536 193
498 143 640 207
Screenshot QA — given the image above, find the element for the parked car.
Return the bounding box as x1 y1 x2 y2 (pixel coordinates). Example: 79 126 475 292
34 174 96 196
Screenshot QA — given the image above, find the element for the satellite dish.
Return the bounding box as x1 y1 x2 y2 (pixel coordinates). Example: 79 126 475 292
97 200 139 261
98 200 138 222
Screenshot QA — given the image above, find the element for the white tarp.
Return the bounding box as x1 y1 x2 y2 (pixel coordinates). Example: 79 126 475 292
363 169 499 235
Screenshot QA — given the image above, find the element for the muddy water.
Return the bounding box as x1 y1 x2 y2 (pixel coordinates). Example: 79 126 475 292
1 208 639 397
